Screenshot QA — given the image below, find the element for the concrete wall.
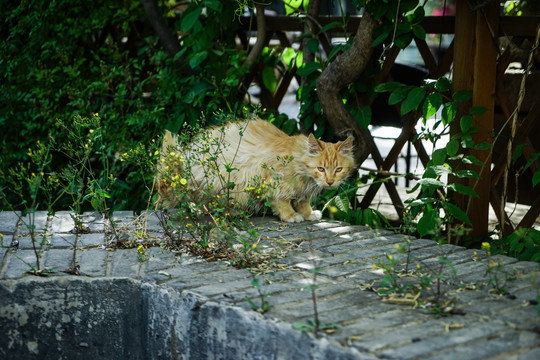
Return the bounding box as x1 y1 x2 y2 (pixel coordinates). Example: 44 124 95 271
0 277 365 360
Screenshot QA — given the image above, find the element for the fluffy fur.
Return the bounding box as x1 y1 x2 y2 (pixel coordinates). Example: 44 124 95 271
157 119 356 222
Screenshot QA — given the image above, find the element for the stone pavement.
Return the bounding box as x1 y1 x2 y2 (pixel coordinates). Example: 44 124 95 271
1 210 540 359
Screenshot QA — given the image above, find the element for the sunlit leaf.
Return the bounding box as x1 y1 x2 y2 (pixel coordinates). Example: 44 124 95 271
401 87 425 115
423 93 442 120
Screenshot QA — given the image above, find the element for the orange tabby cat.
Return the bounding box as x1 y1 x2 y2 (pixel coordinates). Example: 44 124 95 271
157 119 355 222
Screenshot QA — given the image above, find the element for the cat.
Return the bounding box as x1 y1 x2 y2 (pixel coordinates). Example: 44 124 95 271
156 118 356 222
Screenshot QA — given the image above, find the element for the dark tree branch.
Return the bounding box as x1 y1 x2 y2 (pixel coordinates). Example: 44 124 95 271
141 0 192 76
316 12 378 166
244 3 266 72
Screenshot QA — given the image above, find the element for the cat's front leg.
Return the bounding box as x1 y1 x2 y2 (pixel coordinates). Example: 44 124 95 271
293 199 322 221
270 198 304 223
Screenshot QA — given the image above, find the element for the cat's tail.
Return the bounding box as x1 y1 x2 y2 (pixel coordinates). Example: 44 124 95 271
155 130 180 208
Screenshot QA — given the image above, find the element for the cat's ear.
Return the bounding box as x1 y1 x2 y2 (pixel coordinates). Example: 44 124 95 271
337 136 354 155
308 134 324 154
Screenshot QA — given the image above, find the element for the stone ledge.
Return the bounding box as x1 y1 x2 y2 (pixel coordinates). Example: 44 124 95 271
1 211 540 359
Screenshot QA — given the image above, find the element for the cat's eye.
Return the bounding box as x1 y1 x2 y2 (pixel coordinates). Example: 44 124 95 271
317 167 325 172
335 167 343 173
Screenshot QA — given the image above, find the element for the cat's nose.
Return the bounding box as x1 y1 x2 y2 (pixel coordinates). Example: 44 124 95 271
326 180 334 186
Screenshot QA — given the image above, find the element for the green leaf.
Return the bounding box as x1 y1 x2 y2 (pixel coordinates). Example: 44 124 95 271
282 119 298 135
281 47 296 67
374 81 404 93
333 194 349 212
463 155 484 166
533 169 540 188
523 152 540 172
452 90 472 102
417 210 440 237
432 148 447 166
448 183 478 197
295 50 304 68
435 77 452 92
460 115 473 133
409 6 425 24
512 144 525 164
417 178 445 188
307 38 319 54
372 23 392 47
442 202 471 224
204 0 223 12
297 62 321 77
262 66 277 92
319 21 343 34
446 140 459 157
469 106 487 115
189 51 208 68
441 102 457 125
181 6 202 33
412 24 426 40
401 87 425 115
474 142 492 150
430 165 452 176
388 86 411 105
422 93 442 120
354 106 371 129
394 32 413 48
453 169 480 178
284 0 303 15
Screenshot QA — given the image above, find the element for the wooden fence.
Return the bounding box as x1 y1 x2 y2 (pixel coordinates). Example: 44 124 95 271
238 8 540 239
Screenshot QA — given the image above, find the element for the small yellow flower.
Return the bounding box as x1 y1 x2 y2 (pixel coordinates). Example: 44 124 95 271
416 264 421 269
394 244 400 249
179 178 187 186
154 150 159 156
481 242 491 252
89 129 94 134
388 255 393 260
137 245 144 254
372 263 377 270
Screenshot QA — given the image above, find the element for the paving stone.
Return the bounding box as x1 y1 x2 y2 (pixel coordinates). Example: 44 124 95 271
78 233 106 248
189 276 255 298
17 211 48 235
81 211 106 232
1 250 41 279
137 210 167 232
76 248 109 277
50 210 77 233
142 247 178 273
49 233 77 248
13 233 50 250
164 268 252 292
43 249 77 273
0 211 21 234
2 212 540 359
108 248 142 277
422 330 540 360
378 322 509 359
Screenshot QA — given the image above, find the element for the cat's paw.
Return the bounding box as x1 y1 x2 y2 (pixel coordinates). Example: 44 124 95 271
307 210 322 221
282 213 305 223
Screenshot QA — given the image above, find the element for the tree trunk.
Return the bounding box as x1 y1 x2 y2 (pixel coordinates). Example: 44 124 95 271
316 12 377 166
141 0 192 76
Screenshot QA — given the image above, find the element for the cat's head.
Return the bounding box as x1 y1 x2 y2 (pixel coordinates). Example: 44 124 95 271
306 134 356 188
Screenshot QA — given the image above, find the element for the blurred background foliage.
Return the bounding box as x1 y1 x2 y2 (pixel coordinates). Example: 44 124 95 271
0 0 259 210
